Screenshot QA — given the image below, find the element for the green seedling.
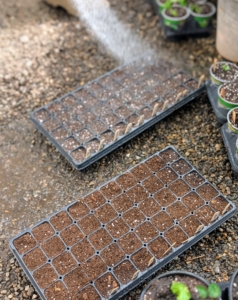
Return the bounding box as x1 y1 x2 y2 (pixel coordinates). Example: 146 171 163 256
170 281 221 300
221 64 230 71
190 3 202 13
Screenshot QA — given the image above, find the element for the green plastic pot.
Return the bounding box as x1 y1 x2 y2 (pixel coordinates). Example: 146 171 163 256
218 84 238 109
156 0 167 13
227 108 238 135
190 2 216 28
209 62 238 86
162 5 190 30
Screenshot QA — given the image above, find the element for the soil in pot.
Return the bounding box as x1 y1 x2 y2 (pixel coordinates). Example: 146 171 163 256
212 63 238 83
219 81 238 104
190 3 213 14
228 108 238 128
143 274 212 300
165 6 187 18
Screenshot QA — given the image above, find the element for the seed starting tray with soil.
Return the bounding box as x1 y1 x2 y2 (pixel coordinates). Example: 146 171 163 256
221 123 238 175
9 147 236 300
30 57 205 170
206 81 228 124
149 0 213 41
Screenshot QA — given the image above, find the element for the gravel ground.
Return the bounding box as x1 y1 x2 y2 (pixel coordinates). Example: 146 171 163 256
1 0 238 299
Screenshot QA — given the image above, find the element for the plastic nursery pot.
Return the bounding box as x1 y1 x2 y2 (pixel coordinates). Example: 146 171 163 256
162 5 190 31
156 0 167 13
140 270 212 300
218 83 238 110
228 268 238 300
190 2 216 28
227 108 238 135
209 62 238 86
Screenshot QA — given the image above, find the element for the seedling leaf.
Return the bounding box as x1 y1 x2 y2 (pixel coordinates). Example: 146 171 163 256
196 285 208 299
170 282 191 300
208 283 221 298
221 64 230 71
170 8 178 16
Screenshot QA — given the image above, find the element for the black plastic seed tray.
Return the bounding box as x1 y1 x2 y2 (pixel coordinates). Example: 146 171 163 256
221 123 238 175
218 282 229 300
149 0 213 41
30 57 205 170
207 81 228 124
9 146 236 300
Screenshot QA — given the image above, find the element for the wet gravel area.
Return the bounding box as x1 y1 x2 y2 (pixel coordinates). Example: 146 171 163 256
2 0 238 299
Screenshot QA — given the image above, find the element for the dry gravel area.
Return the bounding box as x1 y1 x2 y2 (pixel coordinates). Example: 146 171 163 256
1 0 238 299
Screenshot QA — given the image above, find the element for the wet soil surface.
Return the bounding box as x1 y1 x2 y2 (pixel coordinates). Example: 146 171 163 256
221 81 238 104
1 0 238 299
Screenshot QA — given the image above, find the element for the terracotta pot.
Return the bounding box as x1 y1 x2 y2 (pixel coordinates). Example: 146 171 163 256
216 0 238 62
44 0 78 16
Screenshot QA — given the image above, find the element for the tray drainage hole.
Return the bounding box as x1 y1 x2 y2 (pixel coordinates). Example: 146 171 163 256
153 172 156 175
90 281 93 284
107 200 110 203
175 221 179 225
167 163 171 166
162 207 166 211
159 233 163 236
102 224 105 228
147 218 150 221
126 256 130 259
150 194 153 197
90 211 93 213
192 188 196 191
206 201 209 205
191 211 194 215
138 181 141 184
48 260 51 263
131 228 134 231
134 203 138 207
67 247 70 250
114 240 117 243
143 244 146 247
118 214 122 217
96 251 100 254
178 198 181 201
56 232 59 235
123 190 126 193
179 175 182 179
164 185 167 188
109 268 112 271
59 277 62 280
73 221 77 224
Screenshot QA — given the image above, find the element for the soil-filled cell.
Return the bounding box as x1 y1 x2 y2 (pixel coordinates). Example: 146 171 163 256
71 103 87 116
159 148 179 163
82 256 107 281
52 252 77 275
101 243 125 266
78 214 101 235
68 201 89 220
61 137 80 152
197 183 219 201
127 185 149 203
83 97 100 108
105 97 123 110
56 110 73 124
157 167 178 185
164 226 188 248
113 122 127 135
135 222 158 243
118 90 135 105
151 211 174 232
171 159 192 175
23 248 47 271
13 233 36 255
154 188 176 207
172 85 190 95
75 128 94 143
85 139 100 153
169 179 190 197
71 147 86 162
102 113 121 127
182 192 204 211
92 104 112 117
34 109 50 122
162 78 180 90
185 79 198 90
43 118 60 132
184 171 205 188
79 111 97 124
51 127 69 142
89 228 112 250
195 206 218 226
50 211 72 231
61 95 78 107
145 155 166 172
33 263 58 289
60 225 85 246
138 107 153 121
47 102 65 113
152 84 169 97
173 72 191 83
32 222 54 243
139 197 161 217
99 75 115 86
141 76 158 88
64 266 89 293
120 76 135 88
84 190 106 210
99 130 114 145
116 172 137 191
123 208 145 228
130 83 146 96
94 89 113 101
210 196 231 215
100 182 122 199
125 114 139 127
131 248 154 271
180 216 202 237
142 175 163 194
89 120 108 135
42 236 65 258
148 237 171 259
65 120 83 133
71 240 95 262
72 286 101 300
140 91 157 104
74 88 90 100
95 273 120 298
131 164 151 181
163 92 177 106
95 203 117 223
106 218 129 239
44 281 69 300
167 201 190 220
115 106 132 119
86 82 102 92
118 232 142 254
114 260 137 284
111 194 133 213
